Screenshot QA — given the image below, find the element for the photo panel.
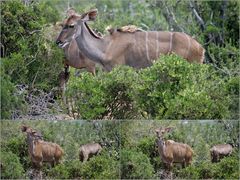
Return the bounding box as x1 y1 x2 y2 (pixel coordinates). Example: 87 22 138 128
0 120 120 179
120 120 239 179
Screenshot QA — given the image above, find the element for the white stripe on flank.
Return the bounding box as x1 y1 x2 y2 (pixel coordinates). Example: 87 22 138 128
169 32 173 54
184 33 191 59
156 32 159 58
145 31 150 62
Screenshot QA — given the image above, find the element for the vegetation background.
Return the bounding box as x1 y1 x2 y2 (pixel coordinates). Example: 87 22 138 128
0 0 239 179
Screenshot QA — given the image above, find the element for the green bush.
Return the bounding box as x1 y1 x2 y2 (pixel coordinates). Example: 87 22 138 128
136 137 162 170
0 151 25 179
67 55 235 120
67 66 140 119
81 152 119 179
121 149 154 179
0 70 26 119
1 0 63 90
136 55 231 119
101 66 140 119
66 72 106 119
48 163 70 179
178 154 239 179
1 136 30 170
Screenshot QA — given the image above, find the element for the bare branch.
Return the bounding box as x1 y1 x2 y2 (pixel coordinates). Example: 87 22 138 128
189 1 205 31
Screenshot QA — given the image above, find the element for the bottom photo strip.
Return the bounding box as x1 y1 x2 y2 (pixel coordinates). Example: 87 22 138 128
0 120 239 179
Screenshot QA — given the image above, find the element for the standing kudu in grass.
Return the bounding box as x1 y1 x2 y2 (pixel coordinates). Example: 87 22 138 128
21 125 64 168
79 142 103 162
210 144 233 163
155 127 193 171
56 9 205 72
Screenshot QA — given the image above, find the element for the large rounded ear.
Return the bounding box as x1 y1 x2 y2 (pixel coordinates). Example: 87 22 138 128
66 8 76 17
81 9 98 22
21 125 28 132
165 127 173 133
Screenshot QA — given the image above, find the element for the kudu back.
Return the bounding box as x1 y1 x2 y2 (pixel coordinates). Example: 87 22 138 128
155 127 193 170
79 142 102 162
210 144 233 163
56 9 204 72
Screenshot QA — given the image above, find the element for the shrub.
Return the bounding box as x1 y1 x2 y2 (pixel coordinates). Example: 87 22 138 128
47 163 70 179
81 152 119 179
67 55 235 120
136 137 162 170
178 154 239 179
1 136 30 169
0 151 25 179
136 55 231 119
0 70 26 119
66 72 106 119
101 66 140 119
1 0 63 91
67 66 140 119
121 149 154 179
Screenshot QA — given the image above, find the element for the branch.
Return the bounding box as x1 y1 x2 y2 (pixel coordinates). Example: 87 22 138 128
189 1 205 31
158 0 184 32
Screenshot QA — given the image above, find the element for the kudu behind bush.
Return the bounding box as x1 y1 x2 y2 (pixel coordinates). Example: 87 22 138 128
56 9 205 72
21 125 64 168
79 142 103 162
210 144 233 163
155 127 193 170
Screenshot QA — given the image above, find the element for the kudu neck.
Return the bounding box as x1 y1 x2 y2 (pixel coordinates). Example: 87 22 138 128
75 22 105 64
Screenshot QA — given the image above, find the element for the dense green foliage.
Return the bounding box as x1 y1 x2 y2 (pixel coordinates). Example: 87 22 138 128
0 151 25 179
0 120 119 179
1 0 63 119
121 149 154 179
67 55 238 119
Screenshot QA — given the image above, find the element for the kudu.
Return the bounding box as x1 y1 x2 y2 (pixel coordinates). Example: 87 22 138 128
56 9 205 72
21 125 64 168
79 142 103 162
155 127 193 170
210 144 233 163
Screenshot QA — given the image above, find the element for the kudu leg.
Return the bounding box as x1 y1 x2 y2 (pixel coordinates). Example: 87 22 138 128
59 65 70 105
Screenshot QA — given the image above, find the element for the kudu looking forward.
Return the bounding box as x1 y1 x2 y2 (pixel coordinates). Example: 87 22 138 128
56 9 205 71
155 127 193 170
21 125 64 168
210 144 233 163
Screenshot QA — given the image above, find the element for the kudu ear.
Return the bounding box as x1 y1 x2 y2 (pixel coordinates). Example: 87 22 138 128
81 9 98 22
66 8 77 17
165 127 173 133
21 125 28 132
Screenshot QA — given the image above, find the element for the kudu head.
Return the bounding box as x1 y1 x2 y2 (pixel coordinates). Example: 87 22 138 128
56 9 98 48
21 125 43 141
155 127 173 140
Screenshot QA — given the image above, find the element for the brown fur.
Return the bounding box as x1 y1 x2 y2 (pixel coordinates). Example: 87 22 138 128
21 126 64 168
79 143 102 162
155 128 193 170
210 144 233 163
56 9 205 72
